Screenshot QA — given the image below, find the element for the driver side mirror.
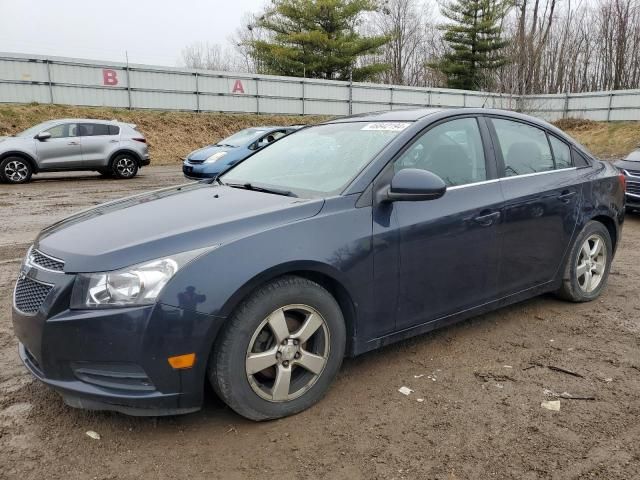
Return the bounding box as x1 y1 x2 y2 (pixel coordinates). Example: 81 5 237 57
377 168 447 203
35 132 51 141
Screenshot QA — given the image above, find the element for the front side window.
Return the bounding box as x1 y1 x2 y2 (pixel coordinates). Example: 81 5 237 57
222 122 409 196
218 128 267 147
257 130 286 148
492 119 554 176
45 123 78 138
393 118 487 187
549 135 572 169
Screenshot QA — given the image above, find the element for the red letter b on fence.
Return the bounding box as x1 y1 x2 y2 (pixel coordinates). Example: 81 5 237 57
103 69 119 86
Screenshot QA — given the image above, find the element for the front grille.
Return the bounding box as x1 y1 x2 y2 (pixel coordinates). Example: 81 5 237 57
626 181 640 195
625 168 640 177
30 249 64 272
14 275 53 314
187 159 204 164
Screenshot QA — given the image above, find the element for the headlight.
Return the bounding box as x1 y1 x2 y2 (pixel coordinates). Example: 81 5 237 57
204 152 227 164
70 247 214 309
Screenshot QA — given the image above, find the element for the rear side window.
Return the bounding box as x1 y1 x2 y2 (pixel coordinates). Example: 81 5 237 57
549 136 572 169
572 148 591 167
108 125 120 135
492 119 554 176
79 123 115 136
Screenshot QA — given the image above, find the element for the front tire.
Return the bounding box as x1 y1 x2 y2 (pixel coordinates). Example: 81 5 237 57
210 276 346 421
111 154 139 179
0 156 32 184
556 220 612 302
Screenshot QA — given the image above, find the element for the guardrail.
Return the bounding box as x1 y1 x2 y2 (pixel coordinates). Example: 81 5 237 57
1 52 639 121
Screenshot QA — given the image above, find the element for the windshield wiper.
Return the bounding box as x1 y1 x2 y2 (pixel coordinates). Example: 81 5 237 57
223 182 297 197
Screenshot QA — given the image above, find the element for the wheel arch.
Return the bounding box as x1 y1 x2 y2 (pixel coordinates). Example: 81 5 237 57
0 151 38 172
109 149 143 166
218 261 358 356
590 214 618 254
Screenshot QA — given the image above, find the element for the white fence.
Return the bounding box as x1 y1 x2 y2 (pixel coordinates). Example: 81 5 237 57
1 52 639 121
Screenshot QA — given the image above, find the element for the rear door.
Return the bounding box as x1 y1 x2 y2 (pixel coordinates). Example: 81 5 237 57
79 123 120 167
35 122 82 169
486 116 581 296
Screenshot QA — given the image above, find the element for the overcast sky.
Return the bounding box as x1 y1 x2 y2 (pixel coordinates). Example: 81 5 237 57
0 0 266 66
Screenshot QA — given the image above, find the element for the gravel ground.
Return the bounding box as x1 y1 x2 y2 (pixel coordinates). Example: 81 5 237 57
1 167 639 479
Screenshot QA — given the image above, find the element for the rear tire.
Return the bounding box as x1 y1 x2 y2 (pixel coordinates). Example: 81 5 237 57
210 276 346 421
110 154 138 179
0 156 32 184
556 220 612 302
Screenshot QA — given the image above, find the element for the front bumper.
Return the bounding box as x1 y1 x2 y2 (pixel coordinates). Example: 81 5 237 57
12 265 224 416
182 161 219 180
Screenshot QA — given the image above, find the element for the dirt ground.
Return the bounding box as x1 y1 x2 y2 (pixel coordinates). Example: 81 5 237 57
1 167 639 480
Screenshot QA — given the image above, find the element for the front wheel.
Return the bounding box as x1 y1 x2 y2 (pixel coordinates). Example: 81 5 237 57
210 276 346 421
111 154 138 179
556 221 613 302
0 157 32 184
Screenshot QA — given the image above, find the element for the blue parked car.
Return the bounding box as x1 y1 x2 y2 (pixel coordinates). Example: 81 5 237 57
182 126 301 180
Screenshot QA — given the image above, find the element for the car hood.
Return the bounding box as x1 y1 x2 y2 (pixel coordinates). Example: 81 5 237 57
188 145 236 161
0 136 29 146
614 159 640 171
35 183 324 272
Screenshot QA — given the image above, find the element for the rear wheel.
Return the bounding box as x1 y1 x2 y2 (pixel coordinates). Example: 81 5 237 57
0 157 32 184
556 221 612 302
111 154 138 179
210 276 346 421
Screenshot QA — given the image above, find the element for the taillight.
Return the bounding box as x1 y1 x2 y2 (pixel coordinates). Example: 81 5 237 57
619 172 626 191
132 138 146 143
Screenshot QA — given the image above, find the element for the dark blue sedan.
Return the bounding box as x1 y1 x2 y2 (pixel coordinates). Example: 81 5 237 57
182 126 300 180
12 108 624 421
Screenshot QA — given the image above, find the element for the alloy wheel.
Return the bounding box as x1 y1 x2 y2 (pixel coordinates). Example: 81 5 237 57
576 233 607 293
115 157 136 177
4 160 28 182
246 304 330 402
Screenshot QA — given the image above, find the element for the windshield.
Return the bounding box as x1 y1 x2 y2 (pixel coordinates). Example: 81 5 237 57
218 128 267 147
16 121 57 137
221 122 410 197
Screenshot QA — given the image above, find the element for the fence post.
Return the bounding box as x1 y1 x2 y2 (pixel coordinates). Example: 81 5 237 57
348 77 353 115
301 80 305 116
426 89 431 107
256 77 260 114
463 92 466 107
390 86 394 110
45 59 53 104
195 72 200 113
563 91 569 119
607 92 614 122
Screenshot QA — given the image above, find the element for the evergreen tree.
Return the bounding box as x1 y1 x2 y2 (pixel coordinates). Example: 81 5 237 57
248 0 391 81
433 0 510 90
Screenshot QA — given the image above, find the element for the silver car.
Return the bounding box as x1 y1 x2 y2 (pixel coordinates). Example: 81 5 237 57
0 119 150 184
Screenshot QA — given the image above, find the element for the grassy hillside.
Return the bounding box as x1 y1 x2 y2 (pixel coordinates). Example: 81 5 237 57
0 104 326 166
554 118 640 159
0 104 638 164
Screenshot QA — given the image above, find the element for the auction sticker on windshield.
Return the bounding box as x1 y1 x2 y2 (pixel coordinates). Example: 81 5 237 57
361 122 412 131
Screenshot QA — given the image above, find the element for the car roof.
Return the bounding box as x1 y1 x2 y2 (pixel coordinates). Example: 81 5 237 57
328 108 444 123
45 118 125 125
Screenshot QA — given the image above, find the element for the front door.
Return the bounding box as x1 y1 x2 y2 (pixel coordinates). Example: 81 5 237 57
373 117 504 332
35 122 82 169
486 117 581 295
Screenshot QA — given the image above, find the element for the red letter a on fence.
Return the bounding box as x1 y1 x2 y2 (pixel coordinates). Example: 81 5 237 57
232 79 245 94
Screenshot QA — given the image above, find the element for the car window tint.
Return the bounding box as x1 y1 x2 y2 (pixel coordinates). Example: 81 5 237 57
258 131 286 147
45 123 78 138
492 119 554 176
79 123 112 136
549 135 572 169
393 118 486 187
572 148 591 167
108 125 120 135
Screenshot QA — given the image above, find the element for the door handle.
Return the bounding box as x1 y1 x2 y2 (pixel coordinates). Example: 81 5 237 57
558 190 576 202
109 139 118 143
473 211 501 227
67 141 79 145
